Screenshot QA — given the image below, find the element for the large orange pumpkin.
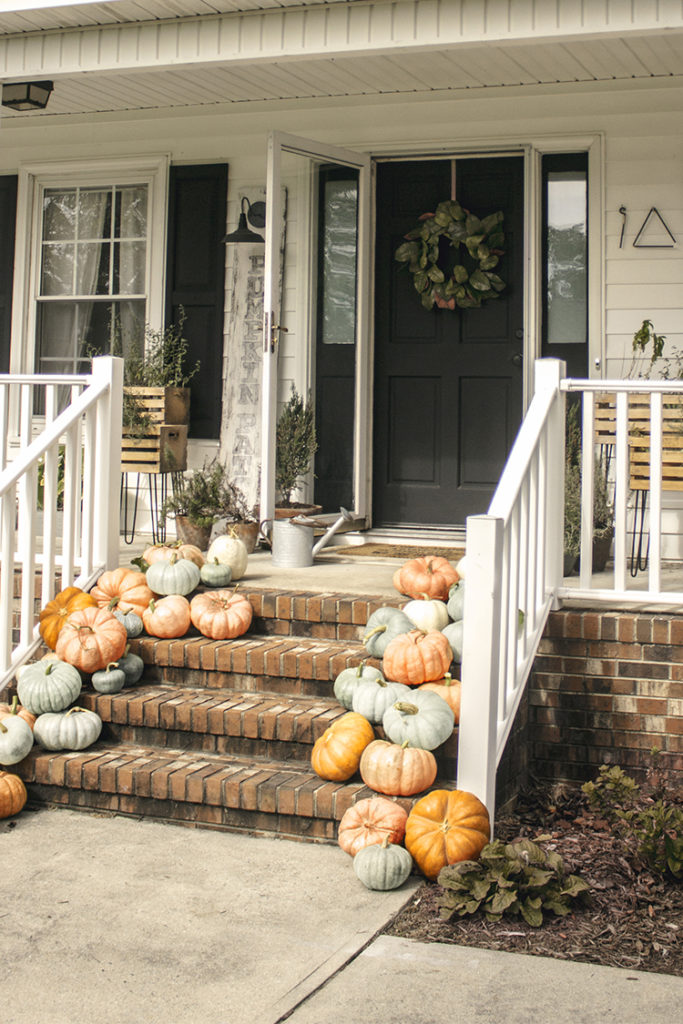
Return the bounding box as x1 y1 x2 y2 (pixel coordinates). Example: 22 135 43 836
360 739 437 797
0 771 27 819
90 568 154 617
189 589 253 639
38 586 98 650
418 674 462 723
383 629 452 686
142 595 191 639
310 712 374 782
392 556 459 600
55 606 127 674
405 788 490 880
337 796 408 857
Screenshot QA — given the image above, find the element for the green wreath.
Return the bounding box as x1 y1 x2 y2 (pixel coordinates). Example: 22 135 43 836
394 199 506 310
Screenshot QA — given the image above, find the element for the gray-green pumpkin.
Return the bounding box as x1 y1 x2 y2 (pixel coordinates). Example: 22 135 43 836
442 620 463 662
362 607 414 658
146 554 201 597
446 581 465 622
351 677 411 725
382 689 455 751
200 558 233 588
91 662 126 694
333 662 385 710
117 649 144 686
34 707 102 751
112 607 144 638
17 659 82 715
353 836 413 891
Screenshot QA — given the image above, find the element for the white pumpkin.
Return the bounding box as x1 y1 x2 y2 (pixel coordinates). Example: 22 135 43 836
403 598 450 633
455 555 468 580
206 533 248 581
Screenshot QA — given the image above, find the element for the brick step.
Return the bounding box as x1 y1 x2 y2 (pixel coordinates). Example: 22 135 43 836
129 634 383 698
78 683 459 775
242 587 403 640
16 742 456 842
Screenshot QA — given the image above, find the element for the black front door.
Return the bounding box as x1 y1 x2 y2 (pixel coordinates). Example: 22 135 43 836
373 156 525 527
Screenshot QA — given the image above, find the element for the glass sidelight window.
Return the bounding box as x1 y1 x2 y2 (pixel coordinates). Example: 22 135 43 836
541 153 588 377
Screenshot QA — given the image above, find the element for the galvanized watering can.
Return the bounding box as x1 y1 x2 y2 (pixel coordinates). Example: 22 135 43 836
264 507 354 568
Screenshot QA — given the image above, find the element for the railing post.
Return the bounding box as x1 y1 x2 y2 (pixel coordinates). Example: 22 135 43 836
457 513 504 824
91 356 123 570
535 358 566 610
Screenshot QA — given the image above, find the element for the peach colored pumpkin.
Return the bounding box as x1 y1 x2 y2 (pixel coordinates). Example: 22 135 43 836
142 595 191 639
383 629 452 687
418 673 462 723
392 556 459 601
91 568 154 617
142 543 205 568
189 589 253 640
405 788 490 880
55 606 127 674
311 712 374 782
38 586 98 650
360 739 437 797
337 796 408 857
0 697 36 731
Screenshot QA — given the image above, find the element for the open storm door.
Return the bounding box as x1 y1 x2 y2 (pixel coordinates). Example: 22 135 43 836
260 132 371 526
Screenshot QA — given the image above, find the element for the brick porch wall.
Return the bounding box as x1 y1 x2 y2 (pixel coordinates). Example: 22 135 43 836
529 609 683 784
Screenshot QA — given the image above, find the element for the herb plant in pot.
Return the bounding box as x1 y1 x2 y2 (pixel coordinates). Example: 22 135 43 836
275 386 320 518
161 460 238 551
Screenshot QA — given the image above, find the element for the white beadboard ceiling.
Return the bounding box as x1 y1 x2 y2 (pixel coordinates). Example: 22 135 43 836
1 0 683 115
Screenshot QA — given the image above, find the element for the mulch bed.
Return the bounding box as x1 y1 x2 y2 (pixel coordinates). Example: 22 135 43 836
385 780 683 977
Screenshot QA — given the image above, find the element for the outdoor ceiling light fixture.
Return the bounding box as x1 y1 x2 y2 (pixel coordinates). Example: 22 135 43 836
1 80 54 111
222 196 266 244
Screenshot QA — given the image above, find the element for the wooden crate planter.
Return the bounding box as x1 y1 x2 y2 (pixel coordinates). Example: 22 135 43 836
595 393 683 492
121 386 190 474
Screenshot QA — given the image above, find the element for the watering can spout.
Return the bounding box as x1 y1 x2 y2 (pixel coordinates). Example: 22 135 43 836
312 506 355 557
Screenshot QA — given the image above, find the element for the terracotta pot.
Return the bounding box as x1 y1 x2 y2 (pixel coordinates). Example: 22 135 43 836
174 516 212 551
275 504 322 520
228 521 260 554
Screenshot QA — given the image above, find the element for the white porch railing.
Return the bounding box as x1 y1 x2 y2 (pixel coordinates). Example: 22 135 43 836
457 359 683 820
0 356 123 691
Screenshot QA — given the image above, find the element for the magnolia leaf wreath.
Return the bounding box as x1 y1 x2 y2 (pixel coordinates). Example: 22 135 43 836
394 199 506 310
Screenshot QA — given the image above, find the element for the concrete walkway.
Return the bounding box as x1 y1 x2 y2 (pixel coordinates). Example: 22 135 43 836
5 808 683 1024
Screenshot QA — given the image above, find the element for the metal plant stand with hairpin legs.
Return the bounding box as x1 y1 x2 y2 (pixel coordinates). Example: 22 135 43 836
120 471 183 545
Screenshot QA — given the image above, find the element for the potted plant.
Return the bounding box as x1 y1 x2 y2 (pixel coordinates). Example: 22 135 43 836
275 386 319 517
564 401 614 575
161 460 244 550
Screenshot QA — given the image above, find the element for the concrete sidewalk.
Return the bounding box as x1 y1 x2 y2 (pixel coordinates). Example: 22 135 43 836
5 808 683 1024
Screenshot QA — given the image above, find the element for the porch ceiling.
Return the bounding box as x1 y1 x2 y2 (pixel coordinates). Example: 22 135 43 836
1 1 683 117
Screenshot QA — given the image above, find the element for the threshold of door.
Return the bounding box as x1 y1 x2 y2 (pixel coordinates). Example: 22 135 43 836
331 525 466 548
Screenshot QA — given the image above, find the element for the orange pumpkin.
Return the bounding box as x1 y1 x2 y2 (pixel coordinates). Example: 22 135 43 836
360 739 437 797
142 595 191 639
0 771 27 819
38 586 98 650
418 673 462 723
90 568 154 617
392 556 459 601
55 606 127 674
189 589 253 640
337 796 408 857
383 629 452 686
142 543 205 568
405 788 490 880
0 696 36 731
311 712 374 782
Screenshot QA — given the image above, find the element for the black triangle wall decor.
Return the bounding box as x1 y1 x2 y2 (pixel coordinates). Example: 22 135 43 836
633 207 676 248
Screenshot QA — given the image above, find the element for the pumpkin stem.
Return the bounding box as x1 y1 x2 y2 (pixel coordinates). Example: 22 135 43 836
65 707 87 716
107 596 121 610
380 835 391 849
355 661 366 677
0 721 7 734
393 701 418 716
10 695 19 715
105 661 119 672
362 625 386 643
419 592 430 601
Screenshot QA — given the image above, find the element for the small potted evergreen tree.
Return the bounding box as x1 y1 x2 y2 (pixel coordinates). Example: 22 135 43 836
275 387 320 518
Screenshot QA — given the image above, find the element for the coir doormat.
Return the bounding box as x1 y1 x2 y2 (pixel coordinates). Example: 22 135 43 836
327 544 465 560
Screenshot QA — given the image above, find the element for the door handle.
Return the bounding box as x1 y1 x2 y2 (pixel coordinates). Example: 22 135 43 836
511 351 523 368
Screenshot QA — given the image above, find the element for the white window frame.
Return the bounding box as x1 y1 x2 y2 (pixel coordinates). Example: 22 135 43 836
10 155 169 377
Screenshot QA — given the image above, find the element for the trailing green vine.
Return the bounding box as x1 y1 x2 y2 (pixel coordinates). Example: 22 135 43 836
394 199 506 311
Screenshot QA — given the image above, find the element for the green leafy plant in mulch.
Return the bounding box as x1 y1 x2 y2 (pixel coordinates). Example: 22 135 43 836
582 756 683 880
436 837 590 928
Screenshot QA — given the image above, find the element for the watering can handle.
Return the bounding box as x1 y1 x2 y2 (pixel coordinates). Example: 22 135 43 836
259 519 273 545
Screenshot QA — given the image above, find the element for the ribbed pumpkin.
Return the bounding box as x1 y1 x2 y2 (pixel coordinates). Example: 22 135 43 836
310 712 374 782
55 606 127 674
418 673 462 723
382 689 455 751
17 658 82 714
90 568 154 617
405 789 491 880
142 595 191 639
333 662 386 711
337 796 408 857
360 739 437 797
383 629 452 686
351 677 411 725
34 707 103 751
206 533 248 581
38 586 98 650
392 556 459 601
146 554 201 597
362 607 414 659
0 713 33 765
0 696 36 730
143 542 205 568
0 771 27 818
189 589 253 640
353 836 413 891
402 597 450 633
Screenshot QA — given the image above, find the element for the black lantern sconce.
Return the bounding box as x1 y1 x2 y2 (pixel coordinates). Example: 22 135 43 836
2 80 54 111
222 196 266 244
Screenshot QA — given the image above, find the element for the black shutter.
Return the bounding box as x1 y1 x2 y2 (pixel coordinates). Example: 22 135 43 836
0 175 17 374
166 164 227 439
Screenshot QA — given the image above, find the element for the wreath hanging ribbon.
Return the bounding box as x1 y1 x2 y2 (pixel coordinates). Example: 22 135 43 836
394 199 506 310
